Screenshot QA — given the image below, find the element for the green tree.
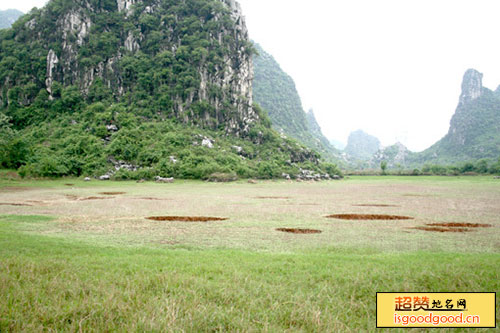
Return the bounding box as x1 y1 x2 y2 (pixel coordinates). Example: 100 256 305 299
380 161 387 175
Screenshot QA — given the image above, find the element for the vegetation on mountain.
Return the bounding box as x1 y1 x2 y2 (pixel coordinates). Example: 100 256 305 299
252 44 340 162
0 9 23 29
415 69 500 165
0 0 341 179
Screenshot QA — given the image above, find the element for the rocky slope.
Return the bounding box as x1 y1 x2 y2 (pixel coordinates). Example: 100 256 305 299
371 142 413 168
0 9 23 29
416 69 500 164
0 0 339 179
1 0 257 135
252 44 340 161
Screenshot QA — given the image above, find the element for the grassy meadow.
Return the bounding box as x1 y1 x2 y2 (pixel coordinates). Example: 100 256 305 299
0 174 499 331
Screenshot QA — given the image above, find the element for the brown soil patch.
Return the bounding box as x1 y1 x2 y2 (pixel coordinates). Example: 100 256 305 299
98 192 126 195
146 216 228 222
326 214 413 220
0 187 36 192
256 196 291 200
353 204 400 207
411 226 471 233
137 197 171 201
80 196 114 201
276 228 322 234
0 202 32 207
403 194 430 197
426 223 492 228
65 184 75 186
64 194 114 201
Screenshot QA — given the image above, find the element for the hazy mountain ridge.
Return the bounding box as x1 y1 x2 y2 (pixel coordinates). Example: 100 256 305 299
340 69 500 170
252 44 340 162
0 9 23 29
344 130 380 161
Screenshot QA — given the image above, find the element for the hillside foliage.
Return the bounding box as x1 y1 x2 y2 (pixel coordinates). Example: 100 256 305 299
0 0 341 179
252 44 340 162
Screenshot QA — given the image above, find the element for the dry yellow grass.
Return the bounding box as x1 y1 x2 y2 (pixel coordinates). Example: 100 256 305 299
0 176 499 253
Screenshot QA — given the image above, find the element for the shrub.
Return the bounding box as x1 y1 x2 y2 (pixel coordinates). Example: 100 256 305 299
206 172 238 182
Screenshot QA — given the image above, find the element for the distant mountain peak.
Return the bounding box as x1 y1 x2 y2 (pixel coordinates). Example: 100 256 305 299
345 130 381 160
416 68 500 163
0 9 24 29
459 69 483 106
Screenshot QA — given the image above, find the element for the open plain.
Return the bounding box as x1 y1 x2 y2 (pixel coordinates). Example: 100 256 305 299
1 175 499 331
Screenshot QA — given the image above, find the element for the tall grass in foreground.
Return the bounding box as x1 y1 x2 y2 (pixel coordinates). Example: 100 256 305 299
1 216 498 332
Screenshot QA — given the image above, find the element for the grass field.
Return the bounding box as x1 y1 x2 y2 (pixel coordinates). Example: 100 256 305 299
0 175 499 331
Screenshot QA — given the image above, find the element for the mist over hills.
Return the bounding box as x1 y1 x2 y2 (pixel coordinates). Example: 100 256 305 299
252 43 340 162
334 69 500 170
415 69 500 165
0 9 24 29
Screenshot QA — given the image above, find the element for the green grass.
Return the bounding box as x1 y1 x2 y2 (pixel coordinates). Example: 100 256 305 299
1 215 499 332
1 177 499 331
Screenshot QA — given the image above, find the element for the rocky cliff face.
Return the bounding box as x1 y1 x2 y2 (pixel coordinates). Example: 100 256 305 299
449 69 486 146
3 0 257 135
416 68 500 163
458 69 484 107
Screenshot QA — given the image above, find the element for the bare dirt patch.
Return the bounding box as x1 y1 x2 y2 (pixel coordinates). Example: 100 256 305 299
81 196 114 201
410 226 471 233
326 214 414 220
146 216 228 222
276 228 322 234
98 192 126 195
64 184 75 186
0 202 32 207
64 194 114 201
256 196 291 200
137 197 171 201
403 194 431 197
353 204 400 207
426 223 492 228
0 187 36 193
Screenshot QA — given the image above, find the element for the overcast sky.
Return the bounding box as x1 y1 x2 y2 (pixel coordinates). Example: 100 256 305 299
3 0 500 151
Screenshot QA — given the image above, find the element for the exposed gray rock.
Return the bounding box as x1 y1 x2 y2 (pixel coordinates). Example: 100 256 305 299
297 169 322 181
106 124 118 132
459 69 484 106
232 145 243 154
109 158 138 171
155 176 174 183
45 50 59 98
124 31 141 52
282 173 291 180
202 137 214 148
117 0 136 13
